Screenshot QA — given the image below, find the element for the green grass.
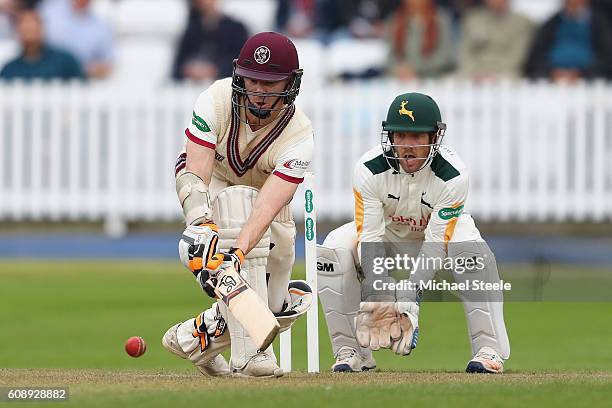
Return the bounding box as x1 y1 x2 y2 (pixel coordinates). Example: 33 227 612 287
1 370 611 408
0 260 611 407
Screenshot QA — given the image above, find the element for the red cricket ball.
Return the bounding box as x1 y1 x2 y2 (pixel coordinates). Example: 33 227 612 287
125 336 146 358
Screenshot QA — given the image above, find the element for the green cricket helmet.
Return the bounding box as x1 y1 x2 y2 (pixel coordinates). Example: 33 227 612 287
381 92 447 174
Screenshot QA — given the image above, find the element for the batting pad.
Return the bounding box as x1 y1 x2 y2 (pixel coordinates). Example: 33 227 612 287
449 241 511 360
212 185 275 368
317 222 372 359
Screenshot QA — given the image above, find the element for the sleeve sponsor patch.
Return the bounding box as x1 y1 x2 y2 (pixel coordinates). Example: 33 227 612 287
282 159 310 170
438 204 464 220
192 111 211 133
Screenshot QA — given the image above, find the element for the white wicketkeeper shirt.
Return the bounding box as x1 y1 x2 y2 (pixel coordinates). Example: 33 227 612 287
353 144 482 258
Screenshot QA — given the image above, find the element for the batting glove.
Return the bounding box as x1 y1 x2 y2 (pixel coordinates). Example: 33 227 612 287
178 223 219 274
195 247 245 299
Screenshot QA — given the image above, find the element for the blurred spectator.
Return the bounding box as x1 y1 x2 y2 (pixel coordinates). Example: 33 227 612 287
0 0 40 38
437 0 483 27
315 0 400 42
524 0 612 82
39 0 114 79
387 0 454 80
275 0 316 38
458 0 533 79
0 9 84 80
342 0 400 39
173 0 248 81
313 0 344 39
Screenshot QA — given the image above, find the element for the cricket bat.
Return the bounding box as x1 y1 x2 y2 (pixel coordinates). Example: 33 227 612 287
213 264 280 351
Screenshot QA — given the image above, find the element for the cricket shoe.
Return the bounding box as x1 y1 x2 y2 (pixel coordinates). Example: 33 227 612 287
162 323 231 377
465 347 505 374
332 346 376 372
231 352 284 378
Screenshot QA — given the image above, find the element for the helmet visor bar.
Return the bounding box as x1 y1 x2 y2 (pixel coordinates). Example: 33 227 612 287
382 143 436 162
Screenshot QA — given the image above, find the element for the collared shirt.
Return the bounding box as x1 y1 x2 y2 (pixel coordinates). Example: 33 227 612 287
0 45 84 80
40 0 114 66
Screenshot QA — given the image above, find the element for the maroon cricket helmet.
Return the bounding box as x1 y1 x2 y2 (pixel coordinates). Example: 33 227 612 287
234 31 300 81
231 32 303 120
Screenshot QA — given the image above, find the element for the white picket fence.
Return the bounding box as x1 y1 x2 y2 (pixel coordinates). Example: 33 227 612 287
0 79 611 233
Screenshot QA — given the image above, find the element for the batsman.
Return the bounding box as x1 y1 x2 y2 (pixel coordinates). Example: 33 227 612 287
163 32 314 378
317 93 510 373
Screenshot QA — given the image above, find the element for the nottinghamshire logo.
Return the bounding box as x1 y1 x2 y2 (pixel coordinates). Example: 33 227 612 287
438 204 464 220
192 111 211 132
398 100 415 121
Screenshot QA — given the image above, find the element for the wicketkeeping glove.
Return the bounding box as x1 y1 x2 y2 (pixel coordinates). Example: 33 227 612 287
390 301 420 356
356 302 402 350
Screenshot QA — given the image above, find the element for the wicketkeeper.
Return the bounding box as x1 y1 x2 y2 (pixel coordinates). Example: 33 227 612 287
317 92 510 373
163 32 314 378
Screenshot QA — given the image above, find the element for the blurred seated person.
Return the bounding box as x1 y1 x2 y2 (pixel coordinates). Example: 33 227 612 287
314 0 399 42
436 0 483 29
172 0 247 82
524 0 612 82
39 0 114 79
275 0 316 38
0 8 84 80
458 0 533 80
342 0 400 39
387 0 454 80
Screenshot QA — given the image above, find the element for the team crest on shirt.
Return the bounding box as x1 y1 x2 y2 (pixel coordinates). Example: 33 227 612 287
254 46 271 64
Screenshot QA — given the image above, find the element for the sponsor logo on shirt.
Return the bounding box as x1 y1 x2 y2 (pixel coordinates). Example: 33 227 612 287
192 111 211 133
282 159 310 170
389 214 431 232
215 152 225 162
438 204 464 220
